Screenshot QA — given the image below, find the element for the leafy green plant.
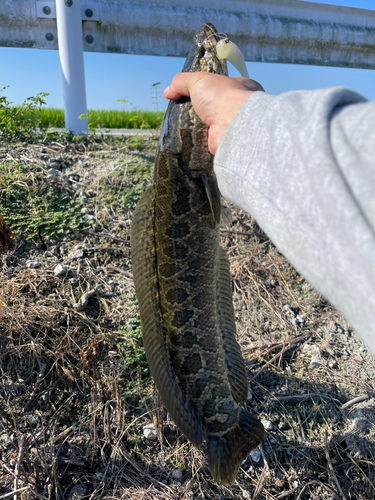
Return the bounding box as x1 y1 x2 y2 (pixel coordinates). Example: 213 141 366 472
118 321 147 372
0 162 90 242
117 307 149 380
0 86 49 141
129 137 143 150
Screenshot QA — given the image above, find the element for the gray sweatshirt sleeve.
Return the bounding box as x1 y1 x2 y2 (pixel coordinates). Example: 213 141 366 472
214 87 375 352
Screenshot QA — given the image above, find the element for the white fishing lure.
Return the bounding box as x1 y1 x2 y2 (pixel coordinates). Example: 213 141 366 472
216 38 250 79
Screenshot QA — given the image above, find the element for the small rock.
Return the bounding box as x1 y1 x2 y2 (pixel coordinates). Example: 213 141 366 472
86 214 95 221
70 278 76 284
68 172 80 182
81 207 90 214
47 168 60 177
247 387 253 400
54 264 69 277
0 434 13 449
250 447 261 462
41 391 50 403
68 249 84 260
26 260 41 269
295 314 305 325
143 423 157 440
328 359 338 369
108 351 117 356
302 344 323 357
82 161 91 167
261 419 273 431
69 484 87 500
172 469 182 479
25 414 39 426
310 356 323 369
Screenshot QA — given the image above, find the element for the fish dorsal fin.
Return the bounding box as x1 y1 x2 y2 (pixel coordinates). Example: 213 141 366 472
202 173 221 228
216 246 248 403
131 186 205 447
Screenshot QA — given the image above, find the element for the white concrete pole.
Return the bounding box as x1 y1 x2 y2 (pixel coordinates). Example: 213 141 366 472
55 0 88 135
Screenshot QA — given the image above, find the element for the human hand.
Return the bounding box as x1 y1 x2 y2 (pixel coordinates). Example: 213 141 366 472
163 73 264 154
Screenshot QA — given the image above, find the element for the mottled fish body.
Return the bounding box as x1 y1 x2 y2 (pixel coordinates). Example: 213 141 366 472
131 23 264 485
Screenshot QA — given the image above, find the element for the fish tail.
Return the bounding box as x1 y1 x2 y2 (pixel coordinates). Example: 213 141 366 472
207 410 264 485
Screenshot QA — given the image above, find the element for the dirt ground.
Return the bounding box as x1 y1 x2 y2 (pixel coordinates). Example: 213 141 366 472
0 136 374 500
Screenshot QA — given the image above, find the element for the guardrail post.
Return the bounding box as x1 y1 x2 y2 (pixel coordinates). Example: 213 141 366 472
56 0 88 135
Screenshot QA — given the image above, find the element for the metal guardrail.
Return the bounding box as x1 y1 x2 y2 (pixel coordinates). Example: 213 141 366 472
1 0 374 133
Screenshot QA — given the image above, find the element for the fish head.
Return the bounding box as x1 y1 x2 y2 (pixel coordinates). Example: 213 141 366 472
182 23 228 75
158 23 228 162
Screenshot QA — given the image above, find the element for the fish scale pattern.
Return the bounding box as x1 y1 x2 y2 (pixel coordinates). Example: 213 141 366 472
131 22 264 485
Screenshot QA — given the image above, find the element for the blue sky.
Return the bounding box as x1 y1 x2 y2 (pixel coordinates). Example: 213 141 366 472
1 0 374 112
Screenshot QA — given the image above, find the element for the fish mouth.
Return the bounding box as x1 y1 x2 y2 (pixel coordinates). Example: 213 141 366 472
182 23 227 75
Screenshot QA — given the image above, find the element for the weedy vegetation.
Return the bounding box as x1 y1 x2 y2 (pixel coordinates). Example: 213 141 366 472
0 86 164 141
0 102 374 500
0 161 90 244
0 86 49 141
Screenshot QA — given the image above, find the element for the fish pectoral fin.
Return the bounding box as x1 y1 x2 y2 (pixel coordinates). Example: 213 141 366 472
220 204 233 226
202 174 221 228
217 247 249 403
131 186 205 448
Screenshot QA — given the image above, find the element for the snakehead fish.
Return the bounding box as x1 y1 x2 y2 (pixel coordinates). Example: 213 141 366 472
130 22 264 485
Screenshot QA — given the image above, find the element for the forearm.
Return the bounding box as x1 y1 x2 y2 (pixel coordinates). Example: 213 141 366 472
215 88 375 350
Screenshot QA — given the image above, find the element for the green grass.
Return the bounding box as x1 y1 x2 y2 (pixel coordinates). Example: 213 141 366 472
0 161 90 243
36 108 164 129
1 86 165 142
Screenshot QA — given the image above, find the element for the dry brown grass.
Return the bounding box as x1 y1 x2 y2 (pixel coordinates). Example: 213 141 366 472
0 137 374 499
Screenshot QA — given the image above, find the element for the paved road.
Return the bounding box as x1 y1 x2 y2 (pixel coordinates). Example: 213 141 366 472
50 128 159 137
